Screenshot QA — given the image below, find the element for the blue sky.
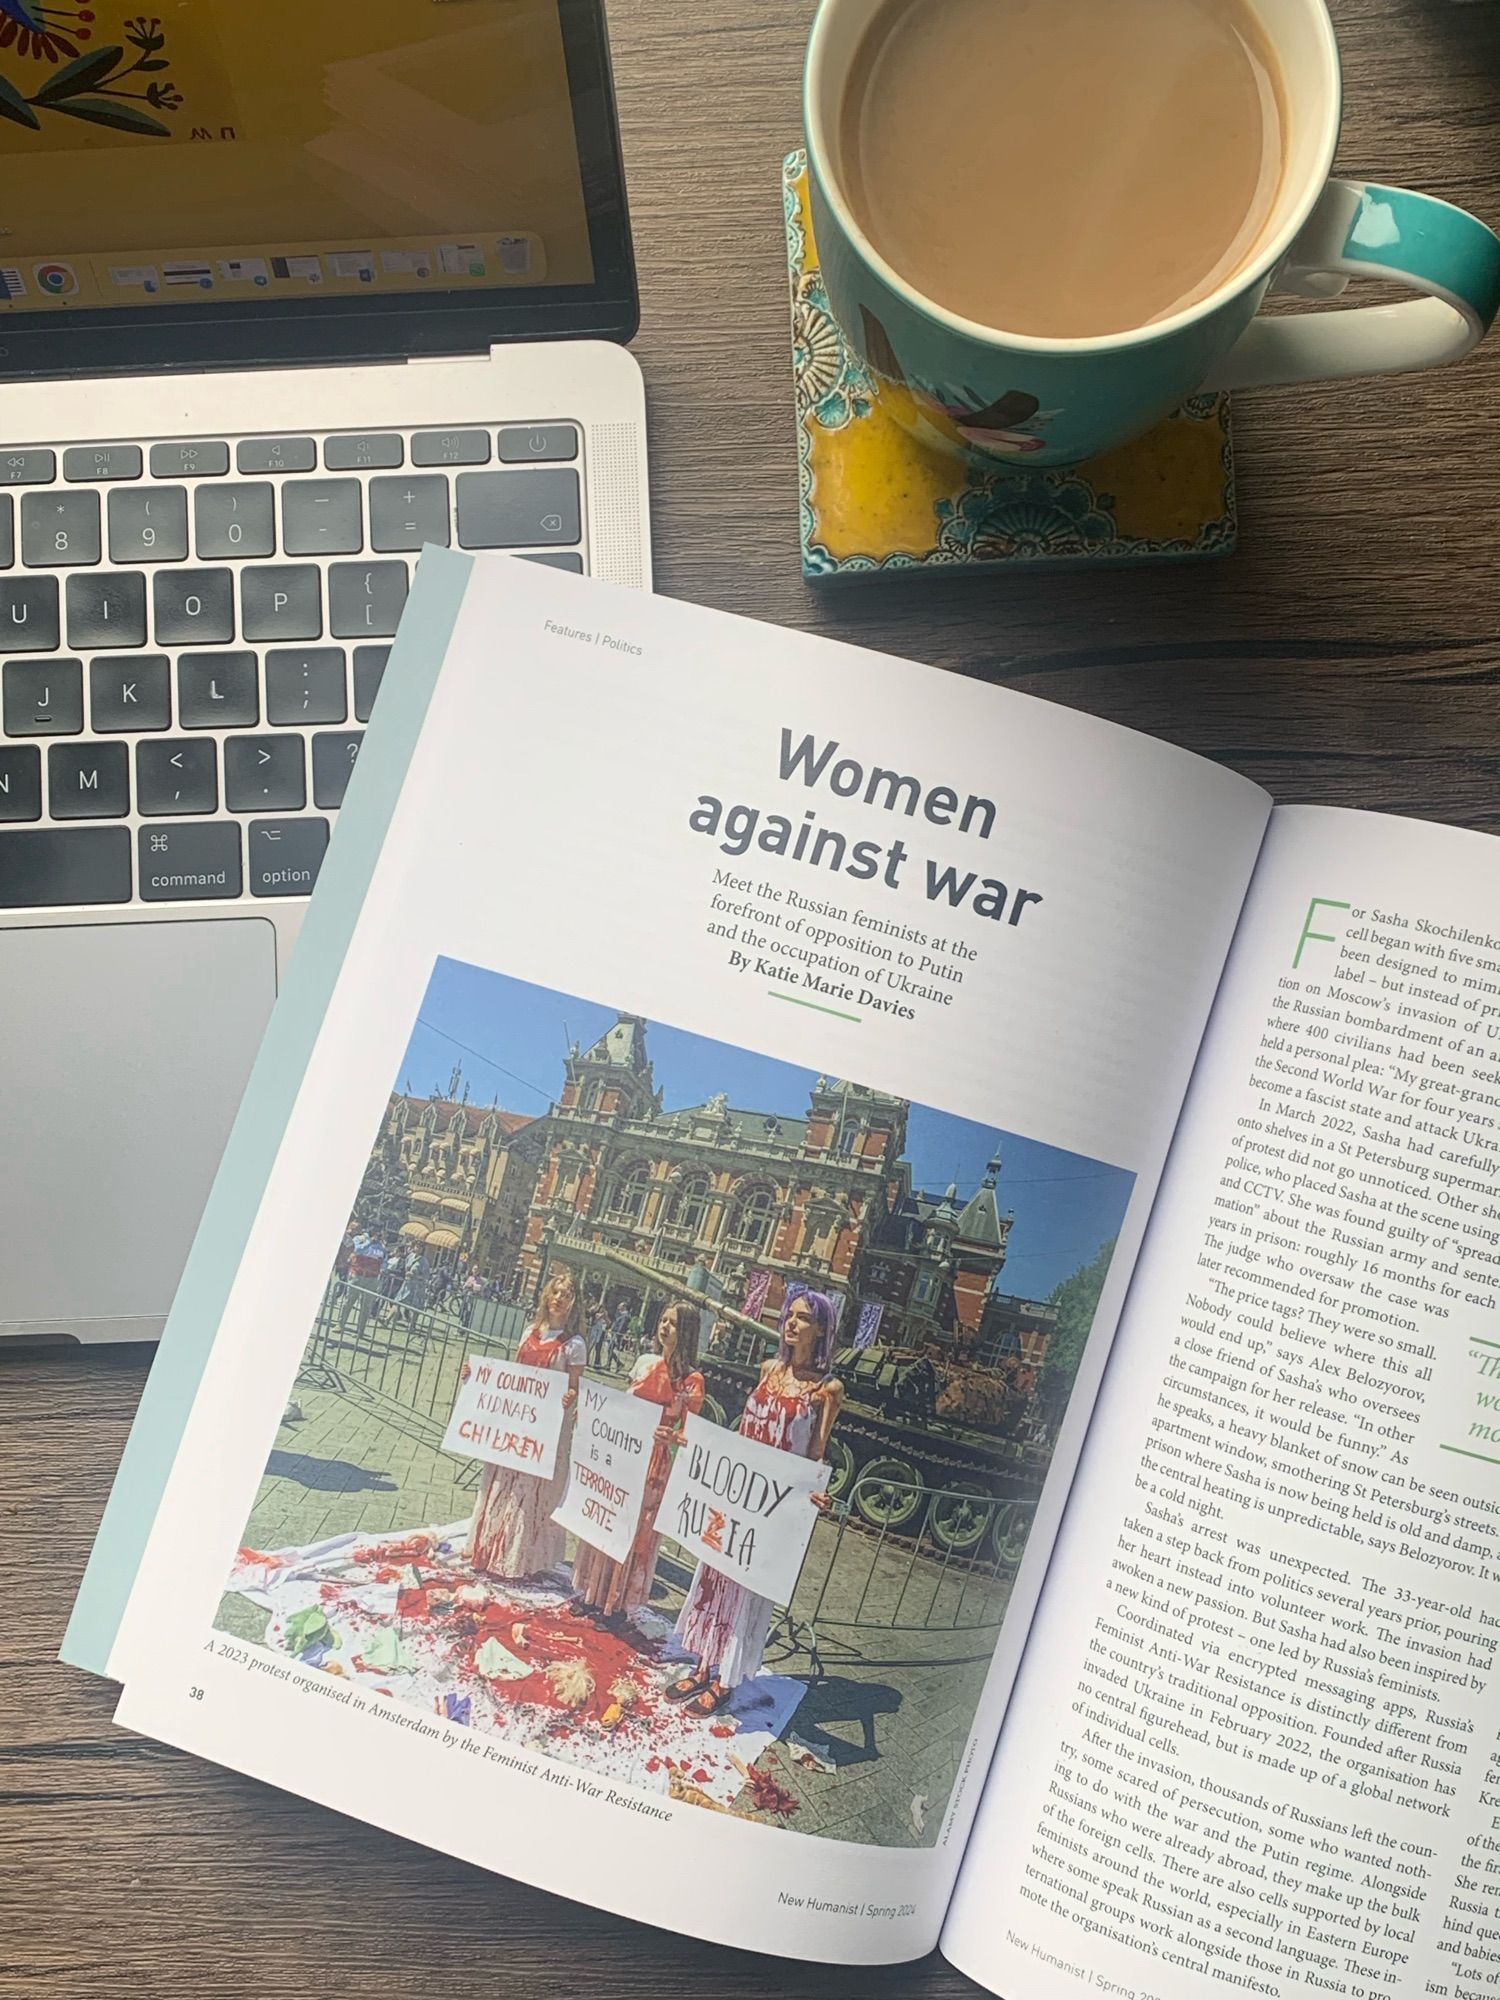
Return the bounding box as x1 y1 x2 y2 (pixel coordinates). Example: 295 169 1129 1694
398 957 1132 1300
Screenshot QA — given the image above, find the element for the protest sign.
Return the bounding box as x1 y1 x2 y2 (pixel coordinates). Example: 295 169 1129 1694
550 1377 661 1562
658 1412 828 1602
441 1353 566 1480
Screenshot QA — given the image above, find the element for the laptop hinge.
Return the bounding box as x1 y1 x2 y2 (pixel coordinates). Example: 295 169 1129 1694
405 349 497 366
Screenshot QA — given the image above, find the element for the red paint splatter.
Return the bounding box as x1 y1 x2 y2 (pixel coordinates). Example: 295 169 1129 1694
237 1545 284 1566
354 1531 434 1564
739 1763 800 1816
710 1723 734 1738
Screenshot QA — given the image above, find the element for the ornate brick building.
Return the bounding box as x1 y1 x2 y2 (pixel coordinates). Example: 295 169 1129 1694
976 1290 1057 1370
496 1012 1011 1353
366 1088 536 1266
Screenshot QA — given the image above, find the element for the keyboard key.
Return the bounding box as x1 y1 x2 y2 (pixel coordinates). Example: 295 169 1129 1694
22 490 102 568
225 733 305 812
0 824 131 906
237 437 316 475
0 577 59 653
249 815 329 897
369 475 450 553
325 433 403 471
412 429 489 467
138 820 240 901
91 654 170 732
520 550 585 573
137 737 218 816
281 479 363 557
0 496 11 570
154 568 235 645
312 730 363 809
498 424 579 463
241 565 321 641
3 657 81 735
109 485 189 564
150 441 230 479
0 744 41 821
456 469 580 549
48 740 129 819
0 449 56 486
195 481 275 559
266 647 346 724
63 445 142 483
177 651 258 729
66 570 147 650
329 561 407 639
352 645 388 722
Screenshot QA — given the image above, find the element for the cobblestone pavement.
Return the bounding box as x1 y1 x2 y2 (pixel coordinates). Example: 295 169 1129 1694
223 1374 1016 1849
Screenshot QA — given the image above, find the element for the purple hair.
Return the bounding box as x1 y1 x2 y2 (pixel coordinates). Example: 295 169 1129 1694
778 1287 838 1372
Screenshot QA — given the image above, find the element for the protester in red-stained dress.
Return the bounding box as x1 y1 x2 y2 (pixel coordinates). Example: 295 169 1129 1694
666 1288 843 1717
467 1264 586 1582
571 1298 706 1639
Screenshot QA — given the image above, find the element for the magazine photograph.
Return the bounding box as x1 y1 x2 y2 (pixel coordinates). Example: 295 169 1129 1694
215 954 1134 1847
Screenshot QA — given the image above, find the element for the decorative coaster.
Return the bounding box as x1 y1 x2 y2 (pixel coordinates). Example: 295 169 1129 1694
784 150 1237 579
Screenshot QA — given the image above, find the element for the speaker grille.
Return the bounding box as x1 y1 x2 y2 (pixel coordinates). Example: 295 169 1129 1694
589 420 647 589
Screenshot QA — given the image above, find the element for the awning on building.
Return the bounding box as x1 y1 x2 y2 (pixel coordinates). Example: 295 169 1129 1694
409 1189 441 1208
399 1221 432 1240
425 1227 463 1249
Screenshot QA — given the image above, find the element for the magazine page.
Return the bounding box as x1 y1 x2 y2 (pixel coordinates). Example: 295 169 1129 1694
944 805 1500 1999
100 553 1269 1963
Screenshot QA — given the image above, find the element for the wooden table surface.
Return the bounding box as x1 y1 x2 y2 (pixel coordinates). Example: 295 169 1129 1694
6 1 1500 1994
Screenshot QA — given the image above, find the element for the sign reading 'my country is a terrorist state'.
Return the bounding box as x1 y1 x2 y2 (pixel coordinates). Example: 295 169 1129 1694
551 1377 660 1561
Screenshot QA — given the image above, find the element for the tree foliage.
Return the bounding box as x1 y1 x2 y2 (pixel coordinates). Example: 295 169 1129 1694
1038 1238 1116 1419
352 1149 410 1244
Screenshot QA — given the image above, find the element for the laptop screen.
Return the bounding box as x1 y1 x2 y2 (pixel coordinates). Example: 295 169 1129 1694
0 0 597 315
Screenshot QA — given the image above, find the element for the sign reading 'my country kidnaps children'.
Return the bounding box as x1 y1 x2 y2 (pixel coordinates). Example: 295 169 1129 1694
443 1354 566 1480
659 1412 829 1603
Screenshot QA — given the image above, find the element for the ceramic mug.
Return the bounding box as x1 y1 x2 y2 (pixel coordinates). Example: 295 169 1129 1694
804 0 1500 466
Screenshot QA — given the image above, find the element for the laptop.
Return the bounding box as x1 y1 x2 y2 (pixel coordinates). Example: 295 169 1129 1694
0 0 649 1347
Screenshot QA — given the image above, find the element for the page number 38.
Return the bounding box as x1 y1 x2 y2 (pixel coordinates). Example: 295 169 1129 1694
188 1686 205 1701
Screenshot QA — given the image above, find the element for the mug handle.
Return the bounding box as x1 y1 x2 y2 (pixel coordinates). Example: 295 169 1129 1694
1207 180 1500 390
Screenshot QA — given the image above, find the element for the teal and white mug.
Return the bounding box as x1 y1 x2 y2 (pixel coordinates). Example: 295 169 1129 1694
804 0 1500 466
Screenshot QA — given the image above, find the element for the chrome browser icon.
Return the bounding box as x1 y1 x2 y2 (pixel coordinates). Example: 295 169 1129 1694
33 262 78 298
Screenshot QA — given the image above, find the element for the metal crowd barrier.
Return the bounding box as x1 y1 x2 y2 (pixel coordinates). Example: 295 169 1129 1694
296 1279 531 1477
774 1473 1038 1682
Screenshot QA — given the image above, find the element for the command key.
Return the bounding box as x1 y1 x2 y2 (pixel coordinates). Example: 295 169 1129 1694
138 821 241 902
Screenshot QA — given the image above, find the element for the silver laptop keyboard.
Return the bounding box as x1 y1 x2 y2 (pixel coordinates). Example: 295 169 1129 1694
0 423 585 911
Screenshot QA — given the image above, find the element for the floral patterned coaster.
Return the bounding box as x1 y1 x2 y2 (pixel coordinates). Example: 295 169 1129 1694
785 151 1237 578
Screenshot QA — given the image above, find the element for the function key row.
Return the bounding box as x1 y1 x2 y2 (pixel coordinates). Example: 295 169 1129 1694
0 731 362 820
2 647 388 736
0 817 331 907
0 425 580 486
0 470 581 568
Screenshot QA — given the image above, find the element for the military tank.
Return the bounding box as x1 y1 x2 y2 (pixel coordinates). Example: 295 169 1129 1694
536 1234 1051 1564
700 1326 1050 1565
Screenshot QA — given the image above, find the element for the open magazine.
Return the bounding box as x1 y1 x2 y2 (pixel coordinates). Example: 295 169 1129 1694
65 552 1500 1992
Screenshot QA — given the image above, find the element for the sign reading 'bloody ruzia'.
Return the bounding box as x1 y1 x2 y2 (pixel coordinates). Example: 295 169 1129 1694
659 1412 828 1603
